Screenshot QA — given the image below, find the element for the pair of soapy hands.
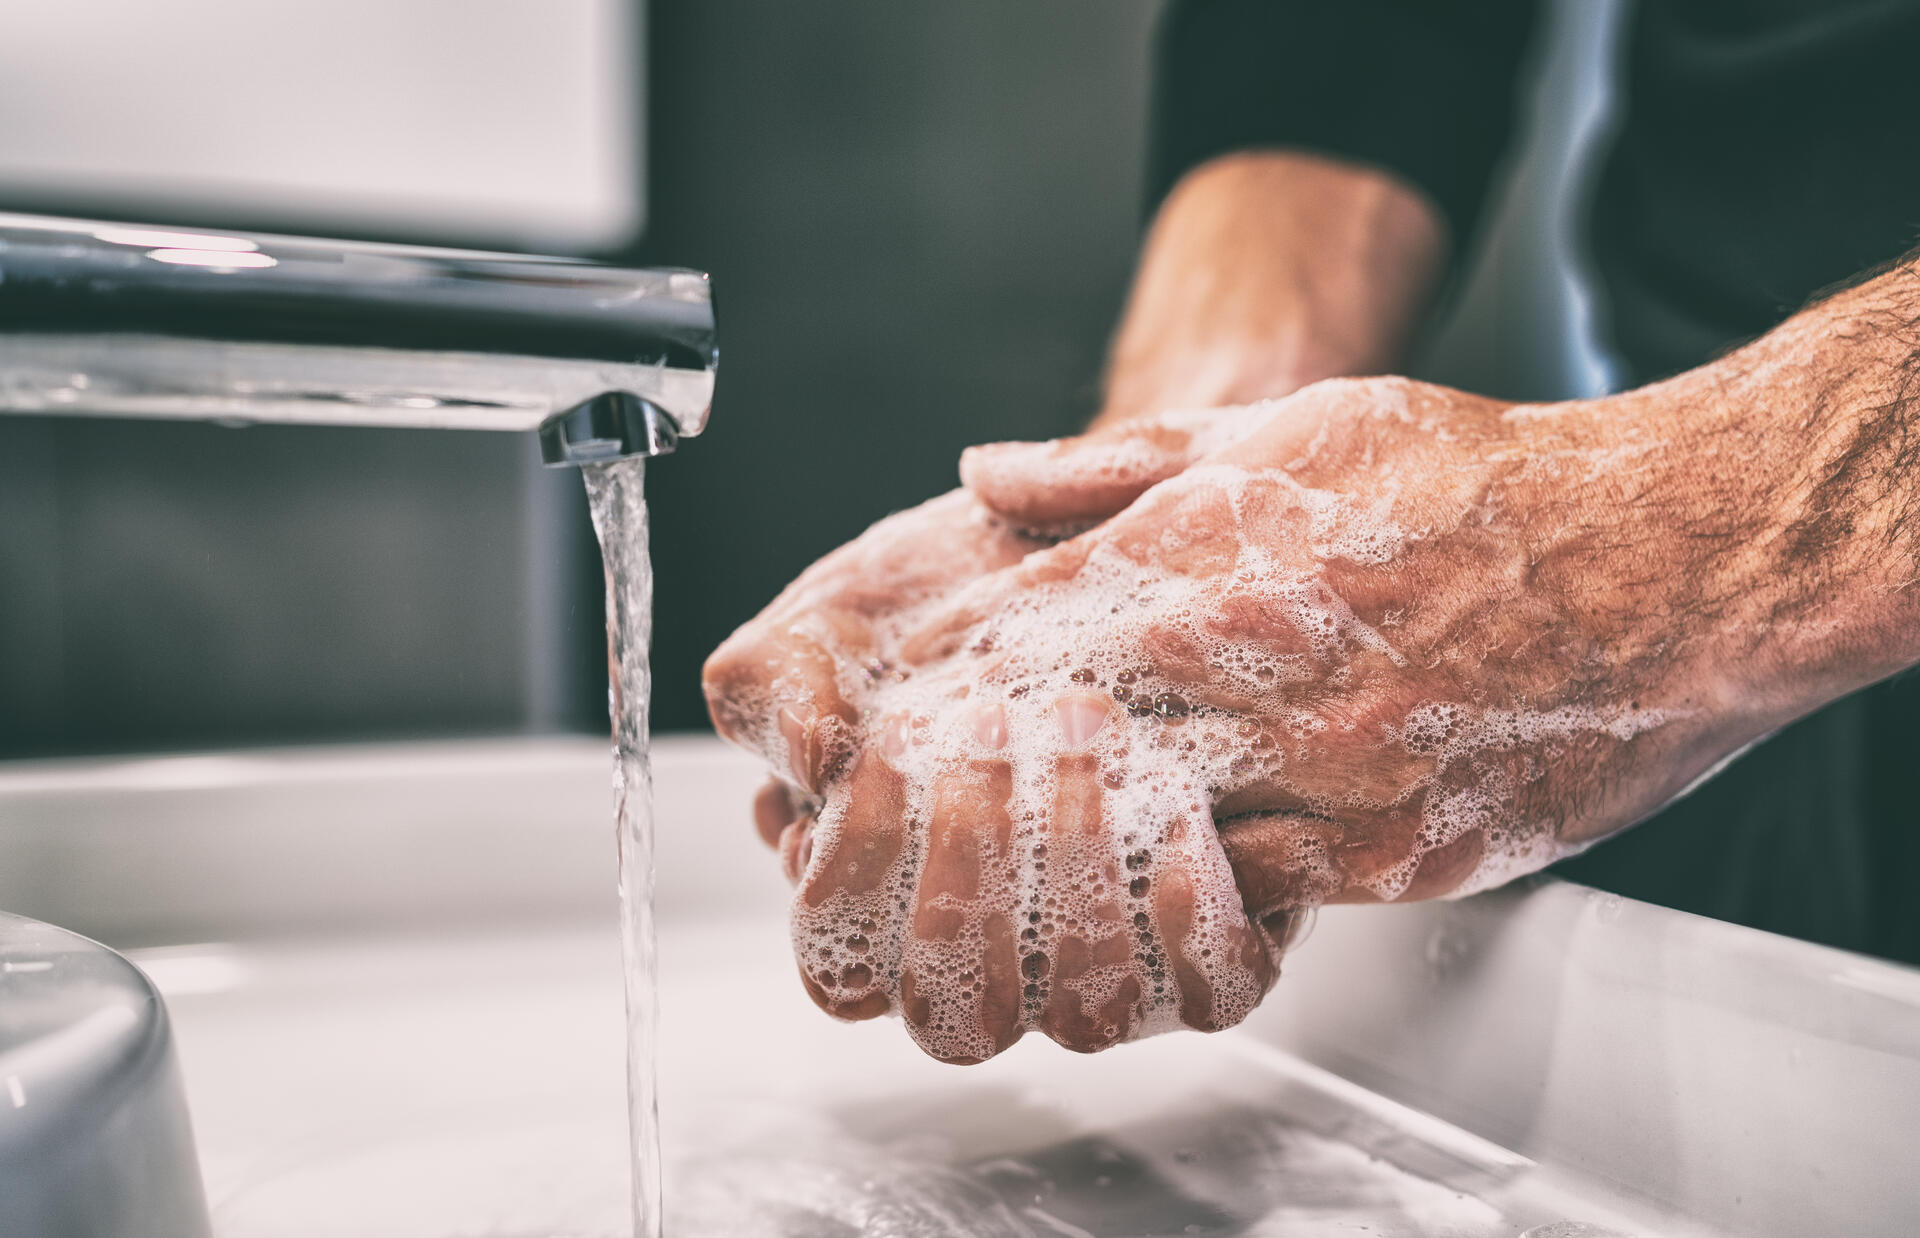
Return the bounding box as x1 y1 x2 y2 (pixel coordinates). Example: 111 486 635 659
704 375 1749 1064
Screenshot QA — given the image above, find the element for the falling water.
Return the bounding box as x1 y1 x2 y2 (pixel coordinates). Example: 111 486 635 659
583 457 662 1238
573 453 1624 1238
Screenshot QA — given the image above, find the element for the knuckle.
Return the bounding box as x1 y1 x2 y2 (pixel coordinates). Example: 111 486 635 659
797 959 889 1022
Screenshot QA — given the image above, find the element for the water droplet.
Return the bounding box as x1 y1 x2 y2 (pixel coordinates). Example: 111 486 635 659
1152 692 1190 720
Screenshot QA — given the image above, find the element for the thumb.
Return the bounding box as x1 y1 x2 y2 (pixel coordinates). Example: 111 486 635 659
959 406 1263 533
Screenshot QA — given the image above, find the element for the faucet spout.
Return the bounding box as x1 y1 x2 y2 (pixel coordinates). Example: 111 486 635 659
0 213 715 463
541 393 679 465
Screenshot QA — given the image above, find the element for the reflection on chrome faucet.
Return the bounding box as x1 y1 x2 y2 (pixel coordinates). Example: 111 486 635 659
0 212 715 465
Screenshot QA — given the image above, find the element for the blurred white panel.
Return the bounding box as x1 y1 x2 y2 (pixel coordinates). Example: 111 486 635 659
0 0 640 250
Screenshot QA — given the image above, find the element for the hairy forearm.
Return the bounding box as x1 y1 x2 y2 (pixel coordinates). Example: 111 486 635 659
1098 151 1447 428
1640 252 1920 723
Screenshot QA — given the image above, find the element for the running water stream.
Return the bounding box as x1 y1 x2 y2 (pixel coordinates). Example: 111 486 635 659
583 457 662 1238
570 459 1626 1238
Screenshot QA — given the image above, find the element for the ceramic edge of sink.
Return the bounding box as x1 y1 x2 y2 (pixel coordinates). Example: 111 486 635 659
4 736 1918 1235
1272 883 1920 1236
0 912 212 1238
0 735 786 943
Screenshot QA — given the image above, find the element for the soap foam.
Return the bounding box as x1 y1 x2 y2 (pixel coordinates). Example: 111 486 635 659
782 498 1308 1057
727 407 1675 1060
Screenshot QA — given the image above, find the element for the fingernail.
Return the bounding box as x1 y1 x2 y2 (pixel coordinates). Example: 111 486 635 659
1263 906 1318 955
971 703 1009 750
959 440 1047 485
778 706 817 791
878 714 912 762
781 818 816 884
1054 694 1110 749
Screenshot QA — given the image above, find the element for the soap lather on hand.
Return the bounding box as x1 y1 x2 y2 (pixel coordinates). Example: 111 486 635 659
703 366 1816 1063
703 149 1920 1062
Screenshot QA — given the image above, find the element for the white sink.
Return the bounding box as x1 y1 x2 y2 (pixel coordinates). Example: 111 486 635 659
3 737 1917 1236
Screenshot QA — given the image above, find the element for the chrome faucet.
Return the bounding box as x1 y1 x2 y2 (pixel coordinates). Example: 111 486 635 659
0 213 714 464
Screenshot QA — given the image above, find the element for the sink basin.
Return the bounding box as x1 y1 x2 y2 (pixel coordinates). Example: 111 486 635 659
134 919 1664 1238
3 736 1918 1236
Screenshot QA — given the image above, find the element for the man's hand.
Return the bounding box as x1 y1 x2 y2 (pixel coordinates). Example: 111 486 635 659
707 375 1765 1063
953 378 1764 915
710 151 1448 926
703 491 1049 856
708 247 1920 1064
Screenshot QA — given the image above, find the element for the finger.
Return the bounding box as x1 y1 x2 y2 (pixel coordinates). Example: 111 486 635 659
899 751 1023 1064
960 408 1257 533
777 814 814 884
1151 816 1278 1033
753 779 799 848
835 489 1040 609
960 433 1189 532
790 750 911 1022
1218 803 1464 907
1259 906 1316 956
702 621 859 793
706 491 1040 770
1396 825 1485 901
897 536 1098 668
1039 743 1143 1054
1215 811 1349 915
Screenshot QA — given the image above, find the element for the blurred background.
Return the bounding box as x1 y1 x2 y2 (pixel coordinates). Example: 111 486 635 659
0 0 1622 756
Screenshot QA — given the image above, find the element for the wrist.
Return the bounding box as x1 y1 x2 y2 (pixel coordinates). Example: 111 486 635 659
1098 151 1446 427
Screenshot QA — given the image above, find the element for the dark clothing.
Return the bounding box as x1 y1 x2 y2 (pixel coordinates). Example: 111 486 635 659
1150 0 1920 386
1151 0 1541 277
1151 0 1920 963
1593 1 1920 383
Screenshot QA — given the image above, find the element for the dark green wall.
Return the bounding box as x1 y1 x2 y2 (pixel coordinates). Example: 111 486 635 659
625 1 1164 732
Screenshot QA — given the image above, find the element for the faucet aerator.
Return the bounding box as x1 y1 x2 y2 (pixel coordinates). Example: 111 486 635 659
541 393 680 467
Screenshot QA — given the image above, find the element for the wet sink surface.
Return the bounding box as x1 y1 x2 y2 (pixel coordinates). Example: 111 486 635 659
146 918 1660 1238
18 737 1899 1235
